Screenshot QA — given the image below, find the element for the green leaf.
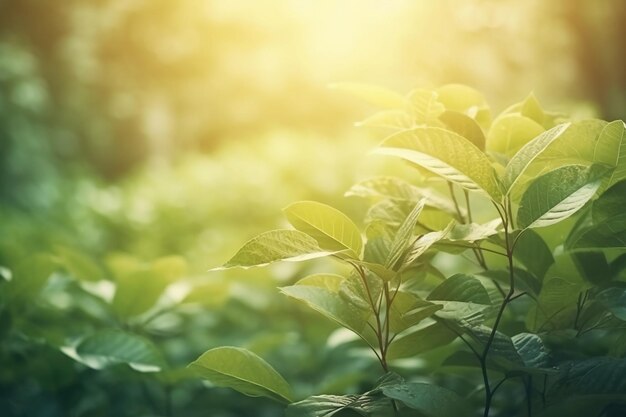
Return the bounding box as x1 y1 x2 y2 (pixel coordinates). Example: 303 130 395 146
566 180 626 249
520 93 546 126
444 219 502 242
374 127 502 199
189 346 293 403
280 274 372 337
385 199 425 270
435 84 491 128
438 110 486 150
512 229 554 279
286 394 392 417
7 254 57 302
526 276 584 332
329 82 407 109
217 230 339 269
595 287 626 321
502 123 570 194
284 201 363 258
427 274 491 305
111 255 186 318
594 120 626 189
486 114 545 157
539 358 626 417
56 246 105 282
345 176 458 217
402 223 455 268
407 88 445 123
511 333 549 369
382 382 469 417
517 164 610 229
387 322 456 360
66 329 165 372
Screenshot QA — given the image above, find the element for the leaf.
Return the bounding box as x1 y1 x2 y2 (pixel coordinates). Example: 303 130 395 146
566 183 626 249
427 274 491 305
217 230 339 270
402 223 455 268
435 84 491 128
112 255 187 318
438 110 486 150
511 229 554 279
284 201 363 258
486 114 545 157
67 329 165 372
387 322 456 360
329 82 407 109
444 219 502 242
511 333 549 369
345 176 458 216
407 88 445 123
539 358 626 416
517 164 610 229
520 93 546 126
594 120 626 188
6 254 56 302
189 346 292 403
385 199 425 270
56 246 106 282
280 274 372 337
595 287 626 321
502 123 570 194
526 276 583 332
373 127 502 199
382 382 469 417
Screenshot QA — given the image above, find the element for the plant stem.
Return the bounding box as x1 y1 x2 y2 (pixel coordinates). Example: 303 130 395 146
481 201 517 417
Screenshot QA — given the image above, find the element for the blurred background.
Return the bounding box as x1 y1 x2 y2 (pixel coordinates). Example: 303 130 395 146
1 0 625 416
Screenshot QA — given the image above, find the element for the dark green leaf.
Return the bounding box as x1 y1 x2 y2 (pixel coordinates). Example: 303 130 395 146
382 382 469 417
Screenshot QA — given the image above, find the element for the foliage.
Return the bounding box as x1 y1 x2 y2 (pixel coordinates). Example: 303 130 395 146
193 85 626 416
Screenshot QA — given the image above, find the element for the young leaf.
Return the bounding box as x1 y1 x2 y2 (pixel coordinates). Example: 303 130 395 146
374 127 501 199
435 84 491 128
382 382 469 417
284 201 363 258
216 230 338 270
502 123 570 194
189 346 293 403
486 114 545 157
438 110 486 150
385 199 425 270
407 88 445 123
67 329 166 372
520 92 546 126
517 164 610 229
345 176 458 216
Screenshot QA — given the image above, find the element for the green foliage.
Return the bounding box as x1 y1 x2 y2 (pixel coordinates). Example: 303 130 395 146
199 84 626 417
2 83 625 417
